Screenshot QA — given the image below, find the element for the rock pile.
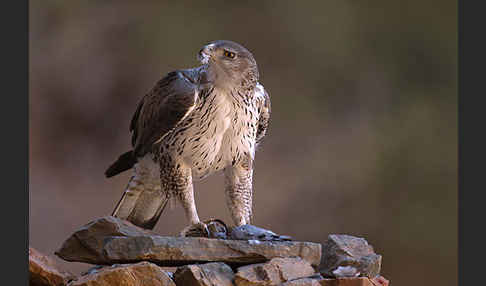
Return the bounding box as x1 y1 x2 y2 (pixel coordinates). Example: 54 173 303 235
29 216 389 286
320 234 382 279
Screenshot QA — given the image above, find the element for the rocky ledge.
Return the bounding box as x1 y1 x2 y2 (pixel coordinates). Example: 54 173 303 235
55 216 322 268
29 216 390 286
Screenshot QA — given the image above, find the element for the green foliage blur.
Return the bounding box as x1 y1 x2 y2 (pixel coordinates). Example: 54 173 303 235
29 1 457 285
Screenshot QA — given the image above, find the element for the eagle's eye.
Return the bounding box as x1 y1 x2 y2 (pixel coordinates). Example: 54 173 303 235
223 50 236 59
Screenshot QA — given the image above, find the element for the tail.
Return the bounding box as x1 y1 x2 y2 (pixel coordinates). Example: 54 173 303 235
111 168 171 230
105 150 137 178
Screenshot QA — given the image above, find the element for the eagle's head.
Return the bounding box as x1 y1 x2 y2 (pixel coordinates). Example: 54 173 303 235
198 40 259 90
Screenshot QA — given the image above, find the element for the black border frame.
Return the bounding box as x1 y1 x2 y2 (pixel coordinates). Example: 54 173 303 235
3 0 28 284
459 0 482 285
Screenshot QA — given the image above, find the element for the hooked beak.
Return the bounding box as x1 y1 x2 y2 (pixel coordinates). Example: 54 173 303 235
198 43 215 64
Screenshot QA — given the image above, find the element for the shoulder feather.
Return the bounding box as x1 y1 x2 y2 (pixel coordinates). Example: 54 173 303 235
131 69 199 157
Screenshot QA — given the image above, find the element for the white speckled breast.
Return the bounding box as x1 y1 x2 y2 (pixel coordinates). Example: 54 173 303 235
161 83 265 180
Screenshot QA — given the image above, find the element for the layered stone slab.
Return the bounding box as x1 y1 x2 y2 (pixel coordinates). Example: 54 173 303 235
55 216 322 268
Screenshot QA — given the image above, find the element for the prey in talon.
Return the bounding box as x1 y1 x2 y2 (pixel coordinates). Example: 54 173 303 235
105 40 271 237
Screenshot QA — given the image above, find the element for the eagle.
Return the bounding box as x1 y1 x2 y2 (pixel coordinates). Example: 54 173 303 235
105 40 271 235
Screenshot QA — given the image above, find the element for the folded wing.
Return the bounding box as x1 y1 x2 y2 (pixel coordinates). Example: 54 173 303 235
131 70 199 157
105 69 199 178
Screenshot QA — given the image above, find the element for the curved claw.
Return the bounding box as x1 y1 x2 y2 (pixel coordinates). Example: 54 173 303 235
179 219 229 238
180 222 209 237
206 219 228 239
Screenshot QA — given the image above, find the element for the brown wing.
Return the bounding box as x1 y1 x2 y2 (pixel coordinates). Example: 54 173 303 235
255 84 271 144
131 69 199 157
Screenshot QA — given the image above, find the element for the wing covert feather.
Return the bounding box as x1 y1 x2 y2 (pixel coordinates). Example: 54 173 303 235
130 70 198 157
255 84 271 144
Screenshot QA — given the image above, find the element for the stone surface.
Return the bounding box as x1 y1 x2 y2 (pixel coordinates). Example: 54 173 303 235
319 235 381 278
29 246 74 286
234 257 316 286
280 276 390 286
320 277 381 286
371 276 389 286
56 216 321 267
173 262 234 286
67 261 175 286
279 275 324 286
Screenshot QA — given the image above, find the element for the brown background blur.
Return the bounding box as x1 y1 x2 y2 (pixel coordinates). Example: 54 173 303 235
29 1 457 285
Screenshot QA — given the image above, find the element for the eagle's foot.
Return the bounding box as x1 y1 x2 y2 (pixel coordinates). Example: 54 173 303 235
180 219 228 239
180 222 209 238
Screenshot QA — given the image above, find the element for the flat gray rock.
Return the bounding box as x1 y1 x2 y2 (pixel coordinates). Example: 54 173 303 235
55 216 322 268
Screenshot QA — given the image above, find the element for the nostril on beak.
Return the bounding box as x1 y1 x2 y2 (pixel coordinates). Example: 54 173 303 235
201 44 215 55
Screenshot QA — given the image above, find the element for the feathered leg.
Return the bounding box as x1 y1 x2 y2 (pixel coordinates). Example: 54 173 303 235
157 153 208 237
161 163 200 225
224 157 253 226
223 158 291 241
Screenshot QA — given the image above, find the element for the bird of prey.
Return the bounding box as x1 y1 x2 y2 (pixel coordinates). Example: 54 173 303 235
105 40 271 235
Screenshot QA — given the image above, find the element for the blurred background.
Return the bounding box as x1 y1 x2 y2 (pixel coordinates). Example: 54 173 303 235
29 1 457 285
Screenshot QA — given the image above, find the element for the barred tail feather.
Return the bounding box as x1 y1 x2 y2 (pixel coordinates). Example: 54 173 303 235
112 172 170 230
